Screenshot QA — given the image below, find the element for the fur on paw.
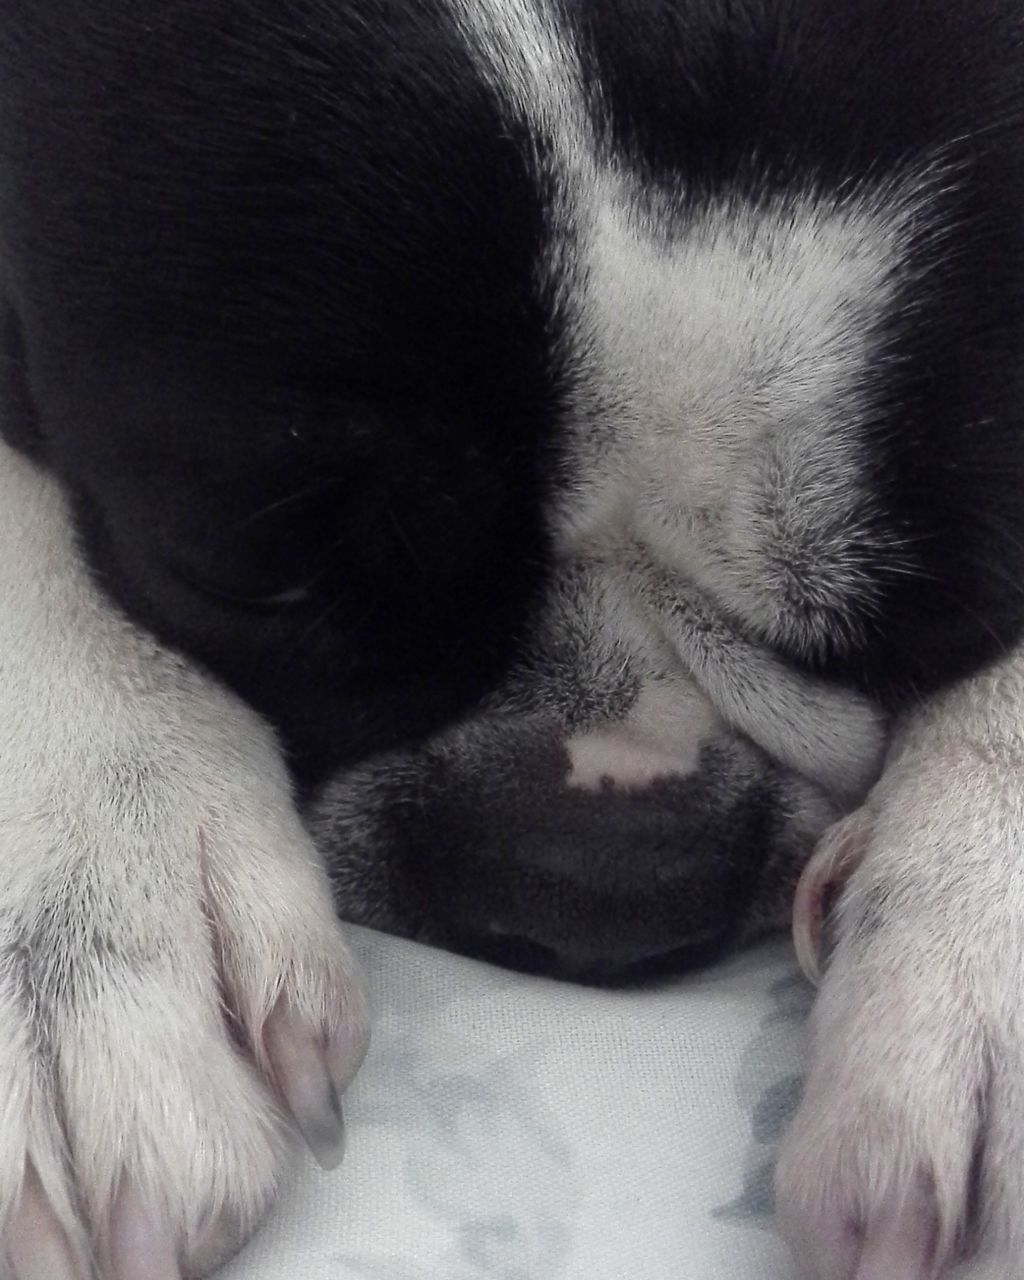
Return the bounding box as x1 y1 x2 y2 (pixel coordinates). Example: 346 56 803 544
776 768 1024 1279
0 699 369 1280
0 447 368 1278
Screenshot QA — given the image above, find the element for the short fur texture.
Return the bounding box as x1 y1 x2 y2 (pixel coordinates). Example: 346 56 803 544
0 1 1022 1277
778 649 1024 1276
0 442 369 1275
310 555 860 979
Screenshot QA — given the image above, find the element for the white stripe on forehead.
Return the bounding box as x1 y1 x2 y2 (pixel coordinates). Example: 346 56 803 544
448 0 594 173
450 0 938 655
573 171 941 654
574 188 924 647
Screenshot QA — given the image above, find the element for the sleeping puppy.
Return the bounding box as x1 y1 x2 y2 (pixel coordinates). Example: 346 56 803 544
1 3 1022 1280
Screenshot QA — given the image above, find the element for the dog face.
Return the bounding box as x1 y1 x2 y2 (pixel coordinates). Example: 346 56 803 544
3 0 1023 798
2 8 1024 1274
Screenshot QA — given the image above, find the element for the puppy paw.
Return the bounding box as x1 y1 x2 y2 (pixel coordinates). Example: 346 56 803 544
0 695 369 1279
776 763 1024 1279
0 447 369 1277
0 703 368 1279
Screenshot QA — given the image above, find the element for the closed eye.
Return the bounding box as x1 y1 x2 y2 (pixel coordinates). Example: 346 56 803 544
251 585 312 607
168 563 313 613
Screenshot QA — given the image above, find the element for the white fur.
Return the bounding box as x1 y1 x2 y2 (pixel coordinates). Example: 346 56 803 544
568 184 919 663
528 553 885 802
777 644 1024 1277
0 440 368 1275
453 0 937 664
566 680 724 791
627 562 888 802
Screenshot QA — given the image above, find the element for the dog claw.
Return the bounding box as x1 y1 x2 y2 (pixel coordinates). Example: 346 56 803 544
106 1183 182 1280
793 815 870 985
326 1007 370 1100
6 1163 89 1280
263 1001 347 1171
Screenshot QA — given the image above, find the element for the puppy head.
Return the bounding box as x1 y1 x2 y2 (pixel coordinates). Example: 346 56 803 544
4 0 1022 787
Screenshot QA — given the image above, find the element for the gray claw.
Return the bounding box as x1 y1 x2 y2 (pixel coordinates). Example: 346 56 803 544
264 1001 347 1171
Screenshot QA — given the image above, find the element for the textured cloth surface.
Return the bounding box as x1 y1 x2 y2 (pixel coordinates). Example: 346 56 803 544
219 927 812 1279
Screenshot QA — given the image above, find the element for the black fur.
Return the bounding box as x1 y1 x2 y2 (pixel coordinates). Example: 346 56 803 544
0 0 564 785
1 0 1022 976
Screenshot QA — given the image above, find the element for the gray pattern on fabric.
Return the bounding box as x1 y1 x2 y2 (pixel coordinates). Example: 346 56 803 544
714 969 814 1226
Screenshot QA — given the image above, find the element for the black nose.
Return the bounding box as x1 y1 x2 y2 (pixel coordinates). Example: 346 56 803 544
405 725 807 983
315 715 823 983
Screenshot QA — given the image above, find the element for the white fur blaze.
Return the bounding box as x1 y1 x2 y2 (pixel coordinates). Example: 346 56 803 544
566 680 723 791
454 0 942 666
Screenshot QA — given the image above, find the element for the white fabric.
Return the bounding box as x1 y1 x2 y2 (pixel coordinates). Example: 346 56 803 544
219 927 812 1279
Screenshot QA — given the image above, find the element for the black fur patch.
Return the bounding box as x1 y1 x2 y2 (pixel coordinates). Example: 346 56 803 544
0 0 566 783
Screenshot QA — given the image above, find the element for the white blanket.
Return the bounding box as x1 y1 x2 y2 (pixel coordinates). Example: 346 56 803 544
220 928 812 1279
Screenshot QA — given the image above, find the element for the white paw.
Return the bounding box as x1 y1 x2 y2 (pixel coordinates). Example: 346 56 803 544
776 762 1024 1280
0 692 369 1280
0 449 368 1278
